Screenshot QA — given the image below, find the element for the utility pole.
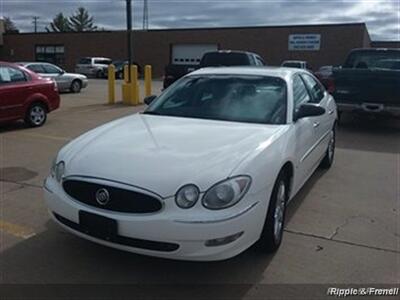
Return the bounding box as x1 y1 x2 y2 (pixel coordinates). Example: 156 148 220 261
32 16 40 33
142 0 149 30
126 0 133 81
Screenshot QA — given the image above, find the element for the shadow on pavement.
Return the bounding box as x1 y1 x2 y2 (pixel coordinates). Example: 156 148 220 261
336 114 400 154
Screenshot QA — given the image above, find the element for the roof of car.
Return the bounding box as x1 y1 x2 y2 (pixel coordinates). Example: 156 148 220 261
189 66 303 79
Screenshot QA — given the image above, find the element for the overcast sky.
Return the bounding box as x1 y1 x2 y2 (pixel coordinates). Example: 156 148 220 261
0 0 399 41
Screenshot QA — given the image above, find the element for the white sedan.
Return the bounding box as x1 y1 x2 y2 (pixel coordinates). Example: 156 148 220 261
44 67 337 261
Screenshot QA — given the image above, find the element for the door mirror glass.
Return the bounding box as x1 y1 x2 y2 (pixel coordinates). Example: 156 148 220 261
144 95 157 105
295 104 325 121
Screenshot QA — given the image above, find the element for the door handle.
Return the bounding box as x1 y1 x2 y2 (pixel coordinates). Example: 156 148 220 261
328 109 334 115
313 122 320 128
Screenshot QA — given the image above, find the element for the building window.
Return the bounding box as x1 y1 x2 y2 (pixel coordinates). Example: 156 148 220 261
35 45 65 67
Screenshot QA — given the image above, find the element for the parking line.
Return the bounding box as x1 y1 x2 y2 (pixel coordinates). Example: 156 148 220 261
0 220 36 239
17 133 71 142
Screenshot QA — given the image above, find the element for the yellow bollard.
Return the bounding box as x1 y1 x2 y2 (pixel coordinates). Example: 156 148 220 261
108 64 115 104
130 65 139 106
144 65 152 97
123 65 129 83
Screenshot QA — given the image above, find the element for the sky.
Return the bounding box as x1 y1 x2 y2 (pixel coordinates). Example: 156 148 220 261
0 0 399 41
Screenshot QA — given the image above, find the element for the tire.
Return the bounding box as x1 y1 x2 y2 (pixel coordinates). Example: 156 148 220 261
319 126 336 169
70 80 82 93
258 170 289 253
25 102 47 127
96 70 103 79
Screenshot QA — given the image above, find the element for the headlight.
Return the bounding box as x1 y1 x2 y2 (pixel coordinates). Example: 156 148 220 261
51 160 65 182
175 184 200 208
202 176 251 210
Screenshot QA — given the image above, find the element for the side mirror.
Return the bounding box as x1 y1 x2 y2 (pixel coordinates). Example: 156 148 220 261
144 95 157 105
295 104 325 121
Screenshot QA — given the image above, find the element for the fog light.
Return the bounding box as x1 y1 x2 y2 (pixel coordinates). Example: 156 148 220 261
205 231 244 247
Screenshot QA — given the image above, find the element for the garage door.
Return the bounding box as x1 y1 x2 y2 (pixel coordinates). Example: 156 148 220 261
172 44 218 65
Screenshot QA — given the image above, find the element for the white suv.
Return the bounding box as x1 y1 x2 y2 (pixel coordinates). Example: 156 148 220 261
75 57 112 78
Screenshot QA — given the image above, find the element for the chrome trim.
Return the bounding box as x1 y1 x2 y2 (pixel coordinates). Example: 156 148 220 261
174 201 259 224
300 130 331 163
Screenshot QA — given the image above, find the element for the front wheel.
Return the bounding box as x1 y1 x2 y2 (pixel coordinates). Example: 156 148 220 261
70 80 82 93
25 102 47 127
258 170 289 253
319 126 336 169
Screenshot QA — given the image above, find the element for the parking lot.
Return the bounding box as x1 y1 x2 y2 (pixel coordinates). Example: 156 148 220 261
0 79 399 292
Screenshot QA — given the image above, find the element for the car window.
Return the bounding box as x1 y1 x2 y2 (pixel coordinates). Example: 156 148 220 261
146 75 287 125
300 74 325 103
256 56 265 66
43 64 62 74
0 66 27 84
292 75 311 111
94 59 112 65
78 58 91 64
27 64 45 73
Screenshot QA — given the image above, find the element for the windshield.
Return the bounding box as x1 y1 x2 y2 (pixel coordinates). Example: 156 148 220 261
145 75 287 125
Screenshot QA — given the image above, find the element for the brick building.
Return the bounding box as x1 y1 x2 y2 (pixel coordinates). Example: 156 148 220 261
0 22 397 77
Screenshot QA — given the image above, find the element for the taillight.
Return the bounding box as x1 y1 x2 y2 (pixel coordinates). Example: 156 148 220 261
326 77 335 94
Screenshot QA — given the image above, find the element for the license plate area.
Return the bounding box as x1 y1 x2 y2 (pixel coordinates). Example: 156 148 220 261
79 211 117 241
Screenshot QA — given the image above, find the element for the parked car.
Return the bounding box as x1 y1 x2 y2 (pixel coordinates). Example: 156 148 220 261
44 67 337 261
330 48 400 118
281 60 309 69
163 50 266 88
19 62 88 93
75 57 112 78
104 60 142 79
0 62 60 127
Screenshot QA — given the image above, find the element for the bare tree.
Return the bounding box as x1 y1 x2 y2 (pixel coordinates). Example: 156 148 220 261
3 16 19 33
68 7 97 32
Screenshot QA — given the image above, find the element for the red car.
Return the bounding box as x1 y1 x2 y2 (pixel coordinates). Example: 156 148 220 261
0 61 60 127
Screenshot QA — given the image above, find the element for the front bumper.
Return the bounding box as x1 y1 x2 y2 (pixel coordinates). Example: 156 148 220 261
337 102 400 117
43 177 267 261
81 79 89 89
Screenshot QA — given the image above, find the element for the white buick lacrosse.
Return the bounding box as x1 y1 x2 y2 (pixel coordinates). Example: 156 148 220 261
44 67 337 261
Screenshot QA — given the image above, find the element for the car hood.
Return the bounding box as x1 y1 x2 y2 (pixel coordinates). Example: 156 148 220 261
60 114 285 197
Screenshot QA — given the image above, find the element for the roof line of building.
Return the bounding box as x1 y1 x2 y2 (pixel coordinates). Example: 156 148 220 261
5 22 367 36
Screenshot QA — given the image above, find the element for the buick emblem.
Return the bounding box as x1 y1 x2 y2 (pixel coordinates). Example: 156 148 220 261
95 188 110 206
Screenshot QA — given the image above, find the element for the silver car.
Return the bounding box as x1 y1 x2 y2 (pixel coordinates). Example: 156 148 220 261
19 62 88 93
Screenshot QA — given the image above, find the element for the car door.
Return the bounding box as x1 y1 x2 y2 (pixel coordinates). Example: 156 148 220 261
300 73 333 159
292 74 322 188
41 64 67 90
0 65 32 121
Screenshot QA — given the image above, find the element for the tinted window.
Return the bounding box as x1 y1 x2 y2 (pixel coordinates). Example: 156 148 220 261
43 64 62 73
301 74 325 103
78 58 92 64
94 59 112 65
0 66 27 84
283 62 302 68
200 53 250 67
27 64 45 73
145 75 287 125
256 56 266 66
344 50 400 69
292 75 311 111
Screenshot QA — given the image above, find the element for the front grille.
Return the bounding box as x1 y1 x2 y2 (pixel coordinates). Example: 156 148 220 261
63 179 162 213
53 213 179 252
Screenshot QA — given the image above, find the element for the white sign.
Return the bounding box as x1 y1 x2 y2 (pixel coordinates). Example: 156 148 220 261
289 34 321 51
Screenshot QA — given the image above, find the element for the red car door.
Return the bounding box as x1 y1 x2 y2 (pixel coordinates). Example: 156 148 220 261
0 65 32 122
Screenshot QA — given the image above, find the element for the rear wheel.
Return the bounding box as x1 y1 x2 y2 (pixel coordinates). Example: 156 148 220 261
25 102 47 127
96 70 103 78
258 170 289 253
70 80 82 93
319 126 336 169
